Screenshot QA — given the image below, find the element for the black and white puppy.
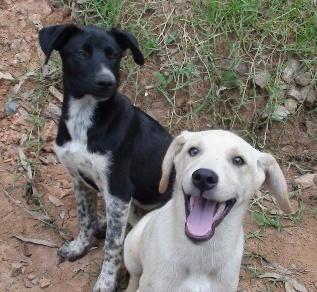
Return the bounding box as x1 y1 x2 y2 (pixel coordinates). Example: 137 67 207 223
39 24 172 292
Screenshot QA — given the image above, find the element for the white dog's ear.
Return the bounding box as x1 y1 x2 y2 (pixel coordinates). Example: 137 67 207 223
258 153 293 214
159 131 189 194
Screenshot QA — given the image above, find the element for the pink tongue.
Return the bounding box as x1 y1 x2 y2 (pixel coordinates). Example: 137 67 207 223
186 197 217 238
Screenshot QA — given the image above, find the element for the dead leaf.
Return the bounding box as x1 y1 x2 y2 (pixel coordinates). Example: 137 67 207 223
0 71 14 80
48 85 63 102
18 147 32 180
258 272 283 280
27 210 52 223
48 195 64 207
285 279 307 292
12 75 27 95
14 235 58 248
260 263 308 292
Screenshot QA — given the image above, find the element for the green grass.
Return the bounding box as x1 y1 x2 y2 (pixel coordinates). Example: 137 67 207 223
74 0 316 151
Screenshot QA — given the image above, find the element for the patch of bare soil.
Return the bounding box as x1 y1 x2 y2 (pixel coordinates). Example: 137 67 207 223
0 1 316 292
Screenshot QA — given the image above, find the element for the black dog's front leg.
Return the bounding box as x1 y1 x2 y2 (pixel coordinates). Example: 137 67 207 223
58 177 99 262
93 192 130 292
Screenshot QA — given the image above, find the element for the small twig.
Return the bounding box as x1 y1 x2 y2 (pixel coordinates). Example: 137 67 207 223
13 235 59 248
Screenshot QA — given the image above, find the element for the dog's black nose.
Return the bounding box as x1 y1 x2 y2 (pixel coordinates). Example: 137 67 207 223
192 168 218 192
95 75 115 89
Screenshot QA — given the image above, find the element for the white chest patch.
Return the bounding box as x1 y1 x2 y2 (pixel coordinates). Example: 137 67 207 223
66 95 96 143
55 95 111 192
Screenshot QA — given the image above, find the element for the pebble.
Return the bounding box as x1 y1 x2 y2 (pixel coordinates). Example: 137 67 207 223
31 278 39 285
23 278 33 288
254 70 270 89
284 99 297 113
293 173 316 189
295 71 311 86
5 99 18 116
43 102 61 120
301 86 316 106
27 274 36 281
282 59 300 83
287 86 303 101
39 278 51 289
272 105 290 121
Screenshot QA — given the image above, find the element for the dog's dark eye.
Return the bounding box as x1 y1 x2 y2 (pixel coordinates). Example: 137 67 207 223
232 156 245 166
188 147 199 157
105 47 119 59
77 49 90 58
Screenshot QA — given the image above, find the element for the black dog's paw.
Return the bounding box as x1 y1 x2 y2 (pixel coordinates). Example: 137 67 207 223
94 225 106 240
57 240 90 263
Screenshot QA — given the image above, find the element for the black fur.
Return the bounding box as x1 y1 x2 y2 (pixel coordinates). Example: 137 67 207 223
39 24 173 291
39 24 172 204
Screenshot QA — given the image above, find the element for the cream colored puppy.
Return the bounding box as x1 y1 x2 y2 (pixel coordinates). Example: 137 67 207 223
124 130 292 292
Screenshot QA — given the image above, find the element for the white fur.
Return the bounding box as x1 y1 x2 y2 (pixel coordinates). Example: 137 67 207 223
55 95 111 192
124 130 292 292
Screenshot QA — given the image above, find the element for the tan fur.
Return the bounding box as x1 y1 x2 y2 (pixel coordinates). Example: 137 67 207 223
124 130 293 292
159 131 188 194
258 153 293 213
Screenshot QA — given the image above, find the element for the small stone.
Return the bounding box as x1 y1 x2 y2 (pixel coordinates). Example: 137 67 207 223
46 154 57 165
11 263 23 277
284 99 298 113
301 86 316 106
5 99 18 116
43 103 61 120
254 70 270 89
39 278 51 289
235 62 248 75
31 278 39 285
272 105 290 121
281 59 300 83
23 278 33 288
293 173 316 189
52 0 64 8
69 209 77 218
295 71 311 86
287 86 303 101
0 71 14 80
48 195 64 207
60 210 66 220
27 274 36 281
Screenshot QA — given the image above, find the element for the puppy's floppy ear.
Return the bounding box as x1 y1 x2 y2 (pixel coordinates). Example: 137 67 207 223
109 28 145 65
39 24 82 64
258 153 292 214
159 131 189 194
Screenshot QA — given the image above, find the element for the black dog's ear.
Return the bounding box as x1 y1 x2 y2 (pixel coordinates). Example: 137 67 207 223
39 24 82 64
109 28 145 65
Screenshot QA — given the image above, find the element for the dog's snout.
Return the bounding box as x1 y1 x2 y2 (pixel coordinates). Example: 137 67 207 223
95 74 115 89
192 168 218 192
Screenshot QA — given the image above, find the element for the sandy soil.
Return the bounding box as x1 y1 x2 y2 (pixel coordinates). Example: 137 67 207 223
0 1 316 291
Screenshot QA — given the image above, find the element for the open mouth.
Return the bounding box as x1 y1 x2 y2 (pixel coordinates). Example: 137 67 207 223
184 194 236 242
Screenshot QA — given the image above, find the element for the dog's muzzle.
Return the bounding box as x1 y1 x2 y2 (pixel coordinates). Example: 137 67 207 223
184 192 236 242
